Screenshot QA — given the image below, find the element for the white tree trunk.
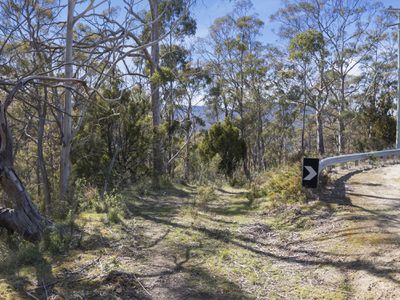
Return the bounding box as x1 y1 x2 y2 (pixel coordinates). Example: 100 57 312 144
150 0 162 187
60 0 75 200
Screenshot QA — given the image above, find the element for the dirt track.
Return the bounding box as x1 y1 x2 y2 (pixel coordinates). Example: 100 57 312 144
336 164 400 299
128 164 400 299
3 165 400 299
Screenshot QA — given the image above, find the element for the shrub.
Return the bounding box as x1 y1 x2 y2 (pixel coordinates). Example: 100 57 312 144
107 207 121 224
73 178 101 212
195 186 217 210
15 243 42 266
42 210 77 255
42 224 73 255
199 119 246 178
74 177 126 217
250 164 306 207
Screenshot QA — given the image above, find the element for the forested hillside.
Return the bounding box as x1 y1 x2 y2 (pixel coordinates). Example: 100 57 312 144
0 0 399 299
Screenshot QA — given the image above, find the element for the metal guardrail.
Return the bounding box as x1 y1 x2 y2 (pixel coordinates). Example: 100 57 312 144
319 149 400 173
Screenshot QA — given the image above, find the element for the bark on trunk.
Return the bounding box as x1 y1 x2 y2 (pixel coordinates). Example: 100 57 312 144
38 98 51 215
338 109 345 154
316 111 325 156
60 0 75 200
150 0 162 188
184 99 192 181
0 103 47 242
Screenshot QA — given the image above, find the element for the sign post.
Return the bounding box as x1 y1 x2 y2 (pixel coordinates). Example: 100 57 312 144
302 158 319 188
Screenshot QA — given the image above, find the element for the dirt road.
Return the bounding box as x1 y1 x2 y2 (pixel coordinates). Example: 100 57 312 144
128 164 400 299
334 164 400 299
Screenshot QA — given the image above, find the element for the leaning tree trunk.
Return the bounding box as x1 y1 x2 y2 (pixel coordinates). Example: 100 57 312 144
0 102 47 242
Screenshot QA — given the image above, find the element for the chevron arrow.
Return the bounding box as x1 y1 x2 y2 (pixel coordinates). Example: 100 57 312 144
304 166 317 181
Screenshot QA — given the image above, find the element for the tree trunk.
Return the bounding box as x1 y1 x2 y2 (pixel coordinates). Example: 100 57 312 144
301 73 307 155
150 0 162 188
184 98 192 181
102 146 120 198
0 102 47 242
316 111 325 156
256 93 264 172
60 0 75 200
338 107 345 154
338 73 346 154
38 97 51 215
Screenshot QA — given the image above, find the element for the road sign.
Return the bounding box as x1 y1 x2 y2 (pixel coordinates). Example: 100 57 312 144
302 158 319 188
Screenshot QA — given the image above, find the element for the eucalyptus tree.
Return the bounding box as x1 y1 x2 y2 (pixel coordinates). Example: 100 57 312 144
351 24 397 151
0 0 148 240
263 45 302 164
0 0 68 215
289 29 329 155
272 0 385 154
201 0 267 176
177 63 210 181
117 0 196 187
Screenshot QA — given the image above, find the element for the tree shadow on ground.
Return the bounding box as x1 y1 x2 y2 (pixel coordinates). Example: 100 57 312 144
126 186 196 220
320 169 400 228
216 187 247 196
318 170 363 206
130 242 252 299
127 193 400 287
0 245 55 299
168 266 253 299
347 192 400 202
206 199 254 216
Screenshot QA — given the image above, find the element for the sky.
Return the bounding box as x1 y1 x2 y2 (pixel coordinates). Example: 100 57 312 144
192 0 282 43
73 0 400 45
190 0 400 45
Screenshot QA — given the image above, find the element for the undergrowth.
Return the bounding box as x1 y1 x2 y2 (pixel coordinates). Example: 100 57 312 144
248 164 306 208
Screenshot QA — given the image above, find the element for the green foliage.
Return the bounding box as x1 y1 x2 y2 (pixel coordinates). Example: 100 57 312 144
43 225 73 255
355 93 396 151
14 243 42 266
73 178 126 225
107 207 122 224
43 209 77 255
250 164 306 207
149 67 175 85
73 84 151 189
195 186 217 210
200 119 246 178
289 29 325 62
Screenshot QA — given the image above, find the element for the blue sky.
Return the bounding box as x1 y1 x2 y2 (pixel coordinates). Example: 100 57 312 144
73 0 400 45
191 0 400 44
192 0 282 43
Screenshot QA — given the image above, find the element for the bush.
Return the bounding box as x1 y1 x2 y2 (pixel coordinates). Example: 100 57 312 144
42 223 74 255
74 177 126 217
73 178 101 212
42 210 77 255
195 186 217 210
15 243 42 266
250 164 306 207
107 207 121 224
199 119 246 178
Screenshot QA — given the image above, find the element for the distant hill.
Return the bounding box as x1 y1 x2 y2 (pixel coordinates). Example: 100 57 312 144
175 105 315 131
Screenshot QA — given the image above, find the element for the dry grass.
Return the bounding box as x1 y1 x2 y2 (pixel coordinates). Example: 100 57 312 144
2 166 400 299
